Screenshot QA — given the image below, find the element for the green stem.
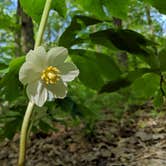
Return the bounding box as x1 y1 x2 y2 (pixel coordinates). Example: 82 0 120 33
34 0 52 49
18 102 34 166
18 0 52 165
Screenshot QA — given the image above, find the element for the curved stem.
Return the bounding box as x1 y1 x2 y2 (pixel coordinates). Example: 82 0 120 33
18 0 52 165
18 102 34 166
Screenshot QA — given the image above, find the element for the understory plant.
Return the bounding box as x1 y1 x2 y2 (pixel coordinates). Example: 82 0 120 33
18 0 79 165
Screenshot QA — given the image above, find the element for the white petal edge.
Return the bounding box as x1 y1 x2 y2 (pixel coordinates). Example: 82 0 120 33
59 62 79 82
26 81 47 107
19 62 41 85
26 46 46 61
26 46 47 69
47 79 67 99
47 47 68 66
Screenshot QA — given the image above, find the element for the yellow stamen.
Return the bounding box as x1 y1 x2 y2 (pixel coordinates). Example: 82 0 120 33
41 66 60 84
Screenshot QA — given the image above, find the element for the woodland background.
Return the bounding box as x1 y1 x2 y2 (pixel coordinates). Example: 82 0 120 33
0 0 166 165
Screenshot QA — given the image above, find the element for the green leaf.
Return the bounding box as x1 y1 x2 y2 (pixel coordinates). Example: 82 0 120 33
0 12 15 30
75 0 130 20
9 56 25 72
131 73 160 98
57 97 98 121
0 111 21 120
0 55 11 66
59 15 101 48
72 53 104 90
38 120 57 133
145 0 166 15
100 78 131 93
20 0 45 22
100 68 154 93
90 29 155 55
20 0 66 23
71 50 121 90
3 119 21 139
52 0 66 17
0 56 25 101
104 0 130 19
95 52 121 81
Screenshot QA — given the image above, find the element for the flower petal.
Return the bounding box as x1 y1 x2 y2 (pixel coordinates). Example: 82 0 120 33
26 81 47 107
47 47 68 66
19 62 41 84
26 46 47 70
59 62 79 82
47 79 67 99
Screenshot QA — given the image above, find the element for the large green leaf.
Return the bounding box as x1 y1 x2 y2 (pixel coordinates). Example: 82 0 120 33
52 0 67 17
103 0 130 19
99 68 159 93
71 50 121 90
131 73 160 98
144 0 166 15
90 28 160 68
75 0 130 20
20 0 66 23
95 52 121 81
72 53 104 90
90 29 155 55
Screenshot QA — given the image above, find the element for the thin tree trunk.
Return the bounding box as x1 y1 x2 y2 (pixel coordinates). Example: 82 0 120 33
20 4 34 53
15 0 34 56
15 0 21 57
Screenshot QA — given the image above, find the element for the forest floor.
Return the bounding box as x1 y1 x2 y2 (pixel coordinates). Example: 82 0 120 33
0 102 166 166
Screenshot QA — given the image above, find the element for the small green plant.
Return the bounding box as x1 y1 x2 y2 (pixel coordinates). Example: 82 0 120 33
18 0 79 165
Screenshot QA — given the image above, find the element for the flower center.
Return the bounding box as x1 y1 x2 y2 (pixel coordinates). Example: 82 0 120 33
41 66 60 84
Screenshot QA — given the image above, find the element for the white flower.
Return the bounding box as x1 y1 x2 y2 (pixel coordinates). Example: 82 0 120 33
19 46 79 107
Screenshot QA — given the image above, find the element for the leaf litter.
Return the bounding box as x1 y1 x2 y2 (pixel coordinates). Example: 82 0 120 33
0 102 166 166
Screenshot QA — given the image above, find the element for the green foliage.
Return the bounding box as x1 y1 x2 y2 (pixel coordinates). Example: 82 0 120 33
100 68 155 93
0 55 11 70
75 0 130 20
52 0 67 17
0 12 15 30
131 73 160 99
0 100 26 140
20 0 66 23
71 50 121 90
90 29 155 55
144 0 166 14
59 15 101 48
158 48 166 71
0 56 25 101
153 89 164 108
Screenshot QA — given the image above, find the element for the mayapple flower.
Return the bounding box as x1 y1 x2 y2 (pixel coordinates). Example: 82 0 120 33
19 46 79 107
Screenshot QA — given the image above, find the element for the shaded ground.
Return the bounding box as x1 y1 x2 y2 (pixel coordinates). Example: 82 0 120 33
0 103 166 166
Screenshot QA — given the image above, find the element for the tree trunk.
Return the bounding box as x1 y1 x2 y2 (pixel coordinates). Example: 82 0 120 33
15 0 21 57
16 0 35 55
20 4 34 53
